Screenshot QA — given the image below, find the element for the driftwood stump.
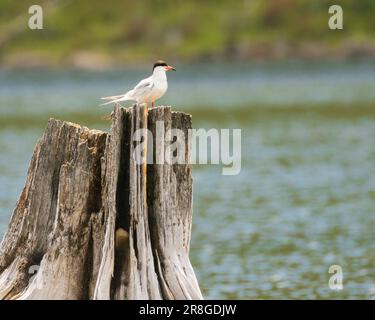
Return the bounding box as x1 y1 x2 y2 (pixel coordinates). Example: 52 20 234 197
0 105 202 300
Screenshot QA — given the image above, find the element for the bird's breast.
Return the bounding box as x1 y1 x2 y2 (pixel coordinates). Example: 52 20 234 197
152 81 168 100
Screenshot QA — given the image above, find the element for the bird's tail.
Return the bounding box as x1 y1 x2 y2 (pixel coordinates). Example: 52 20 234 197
101 94 123 101
100 93 133 106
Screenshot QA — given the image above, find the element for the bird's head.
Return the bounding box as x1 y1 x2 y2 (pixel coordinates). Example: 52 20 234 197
153 60 176 73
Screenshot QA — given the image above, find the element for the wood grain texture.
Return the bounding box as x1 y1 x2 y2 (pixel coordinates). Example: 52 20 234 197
0 105 202 300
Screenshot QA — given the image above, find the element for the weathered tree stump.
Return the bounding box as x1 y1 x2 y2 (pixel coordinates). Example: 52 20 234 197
0 104 203 300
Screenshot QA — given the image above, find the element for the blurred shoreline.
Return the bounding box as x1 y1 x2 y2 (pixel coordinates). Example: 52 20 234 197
1 43 375 70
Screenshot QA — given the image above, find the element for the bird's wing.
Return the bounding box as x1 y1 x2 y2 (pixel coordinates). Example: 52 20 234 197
131 76 154 100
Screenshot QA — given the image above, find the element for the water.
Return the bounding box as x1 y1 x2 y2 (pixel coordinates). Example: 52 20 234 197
1 61 375 299
2 61 375 119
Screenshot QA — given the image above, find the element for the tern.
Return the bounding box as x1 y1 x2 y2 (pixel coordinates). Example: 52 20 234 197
101 60 176 108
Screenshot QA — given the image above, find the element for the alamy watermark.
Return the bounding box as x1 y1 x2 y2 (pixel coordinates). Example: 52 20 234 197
132 121 242 175
28 5 43 30
328 265 343 290
28 264 43 290
328 5 343 30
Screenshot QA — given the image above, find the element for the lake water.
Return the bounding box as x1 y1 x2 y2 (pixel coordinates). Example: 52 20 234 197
1 61 375 299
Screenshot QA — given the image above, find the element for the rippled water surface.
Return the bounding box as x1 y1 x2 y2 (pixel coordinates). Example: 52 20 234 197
1 62 375 299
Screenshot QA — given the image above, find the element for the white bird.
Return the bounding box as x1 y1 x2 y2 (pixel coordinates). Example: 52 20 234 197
101 60 176 108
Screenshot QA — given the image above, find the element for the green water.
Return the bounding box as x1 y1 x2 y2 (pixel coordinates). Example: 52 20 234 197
1 62 375 299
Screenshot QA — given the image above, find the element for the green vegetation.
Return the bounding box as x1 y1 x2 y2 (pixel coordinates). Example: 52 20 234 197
1 0 375 67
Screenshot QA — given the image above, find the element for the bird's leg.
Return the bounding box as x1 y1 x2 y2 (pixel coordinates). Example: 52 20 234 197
151 101 154 108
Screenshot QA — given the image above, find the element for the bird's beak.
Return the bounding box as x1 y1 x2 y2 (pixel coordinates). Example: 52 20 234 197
165 65 176 71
